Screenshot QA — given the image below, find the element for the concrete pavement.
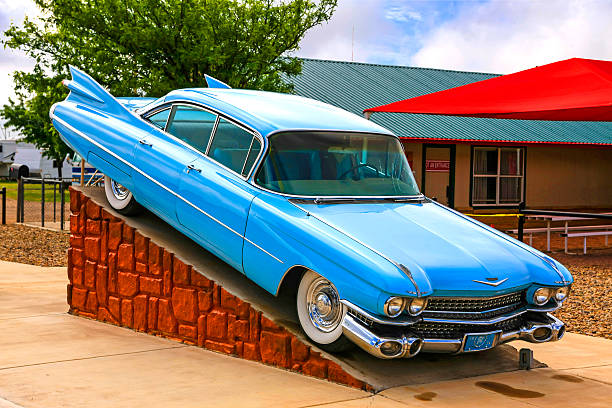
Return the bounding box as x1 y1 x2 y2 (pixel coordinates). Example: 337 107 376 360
0 259 611 407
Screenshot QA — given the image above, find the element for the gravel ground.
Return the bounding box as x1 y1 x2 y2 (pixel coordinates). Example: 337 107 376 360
0 224 69 267
0 222 609 339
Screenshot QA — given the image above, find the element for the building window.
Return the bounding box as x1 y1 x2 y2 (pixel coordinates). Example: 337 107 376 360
472 147 524 206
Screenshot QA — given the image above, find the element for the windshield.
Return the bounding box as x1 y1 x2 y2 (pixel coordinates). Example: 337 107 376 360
255 132 421 197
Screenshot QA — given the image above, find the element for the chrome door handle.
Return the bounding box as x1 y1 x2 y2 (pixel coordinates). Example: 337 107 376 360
186 164 202 173
138 139 152 146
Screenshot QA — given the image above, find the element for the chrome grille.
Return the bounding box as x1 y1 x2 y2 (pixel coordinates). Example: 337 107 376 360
412 316 524 339
426 291 525 313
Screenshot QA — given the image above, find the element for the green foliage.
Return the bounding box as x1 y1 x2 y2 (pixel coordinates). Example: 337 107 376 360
2 0 337 167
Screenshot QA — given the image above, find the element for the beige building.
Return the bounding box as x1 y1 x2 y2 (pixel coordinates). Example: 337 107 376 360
291 58 612 210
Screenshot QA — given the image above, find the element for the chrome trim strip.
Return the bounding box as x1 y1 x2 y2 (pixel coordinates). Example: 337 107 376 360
472 278 509 286
291 201 426 296
421 304 560 325
341 299 419 326
423 303 522 317
52 115 283 265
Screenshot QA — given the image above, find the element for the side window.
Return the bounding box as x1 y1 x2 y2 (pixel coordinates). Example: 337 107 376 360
243 138 262 176
166 105 217 153
147 108 170 130
207 117 260 175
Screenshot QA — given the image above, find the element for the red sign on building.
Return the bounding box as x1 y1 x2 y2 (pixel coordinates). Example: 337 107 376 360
426 160 450 172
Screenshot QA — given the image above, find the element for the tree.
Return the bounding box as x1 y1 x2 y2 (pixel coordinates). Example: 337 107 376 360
1 0 337 176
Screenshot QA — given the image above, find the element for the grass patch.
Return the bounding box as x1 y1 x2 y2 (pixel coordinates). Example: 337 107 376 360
0 181 71 202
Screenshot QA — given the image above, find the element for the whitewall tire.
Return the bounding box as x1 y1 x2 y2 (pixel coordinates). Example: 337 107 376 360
296 270 352 352
103 175 142 215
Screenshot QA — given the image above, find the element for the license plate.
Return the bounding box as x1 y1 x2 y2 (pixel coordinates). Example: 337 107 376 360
463 333 497 352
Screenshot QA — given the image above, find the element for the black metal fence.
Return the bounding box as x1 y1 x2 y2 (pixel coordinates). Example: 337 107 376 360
1 186 6 225
16 177 73 230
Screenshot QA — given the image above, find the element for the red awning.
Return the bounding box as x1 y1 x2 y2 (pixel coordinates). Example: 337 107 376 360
365 58 612 122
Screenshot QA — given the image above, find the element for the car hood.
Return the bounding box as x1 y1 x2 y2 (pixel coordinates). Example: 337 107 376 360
294 200 570 295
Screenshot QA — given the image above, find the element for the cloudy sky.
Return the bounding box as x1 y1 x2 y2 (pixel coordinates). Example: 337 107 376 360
1 0 612 111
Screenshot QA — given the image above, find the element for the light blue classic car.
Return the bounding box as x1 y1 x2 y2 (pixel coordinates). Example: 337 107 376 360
51 66 572 359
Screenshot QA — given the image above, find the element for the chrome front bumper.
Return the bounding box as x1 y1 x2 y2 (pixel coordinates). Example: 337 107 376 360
341 312 566 359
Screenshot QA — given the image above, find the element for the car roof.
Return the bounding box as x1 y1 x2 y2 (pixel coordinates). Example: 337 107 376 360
161 88 394 138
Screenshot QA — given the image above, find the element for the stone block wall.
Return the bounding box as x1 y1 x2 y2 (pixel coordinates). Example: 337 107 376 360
67 188 369 390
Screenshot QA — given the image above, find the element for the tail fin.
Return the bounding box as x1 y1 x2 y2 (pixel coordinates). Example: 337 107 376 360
62 66 133 118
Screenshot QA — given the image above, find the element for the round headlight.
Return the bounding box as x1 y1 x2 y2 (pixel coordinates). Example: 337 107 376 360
384 297 405 317
533 287 552 306
554 286 570 302
407 297 428 316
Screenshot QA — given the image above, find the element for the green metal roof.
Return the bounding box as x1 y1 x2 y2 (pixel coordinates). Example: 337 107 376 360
286 58 612 146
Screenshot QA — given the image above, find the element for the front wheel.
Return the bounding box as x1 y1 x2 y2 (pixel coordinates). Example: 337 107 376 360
103 175 142 215
296 270 352 352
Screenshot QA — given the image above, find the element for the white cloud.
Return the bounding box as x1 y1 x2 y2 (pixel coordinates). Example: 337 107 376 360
410 0 612 73
385 6 422 23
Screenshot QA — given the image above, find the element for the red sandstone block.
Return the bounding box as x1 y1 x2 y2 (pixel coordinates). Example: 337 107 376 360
204 340 235 355
108 296 121 321
67 249 73 281
108 222 122 251
70 188 80 213
86 219 101 236
173 259 190 286
84 260 96 290
134 233 149 263
198 291 213 312
135 262 148 274
206 310 228 340
70 234 84 249
212 284 221 306
86 291 98 312
229 317 249 341
291 337 310 362
70 214 79 233
162 255 173 297
78 205 86 234
327 362 364 389
72 267 83 286
118 272 139 297
243 343 261 361
249 310 261 342
72 287 87 310
236 299 250 320
86 199 101 220
190 270 212 289
261 316 280 332
302 357 328 379
260 331 291 368
172 287 198 323
66 284 72 305
108 253 118 293
133 295 148 331
158 299 177 333
117 244 134 271
96 265 108 306
179 324 197 340
197 315 206 347
102 208 119 222
148 297 159 331
98 307 119 325
100 221 108 264
140 276 162 296
220 288 238 312
121 299 133 327
84 237 101 261
123 224 134 244
148 242 162 276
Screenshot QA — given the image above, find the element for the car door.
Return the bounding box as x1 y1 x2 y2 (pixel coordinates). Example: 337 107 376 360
133 104 216 222
176 117 262 272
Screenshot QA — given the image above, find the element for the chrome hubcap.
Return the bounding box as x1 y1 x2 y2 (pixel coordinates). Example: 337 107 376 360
306 277 342 332
110 180 129 200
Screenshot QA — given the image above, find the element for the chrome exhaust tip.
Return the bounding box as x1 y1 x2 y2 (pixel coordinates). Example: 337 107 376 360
341 313 422 359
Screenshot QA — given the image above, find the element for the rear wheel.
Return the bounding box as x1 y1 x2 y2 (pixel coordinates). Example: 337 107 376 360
104 175 142 215
296 270 352 352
